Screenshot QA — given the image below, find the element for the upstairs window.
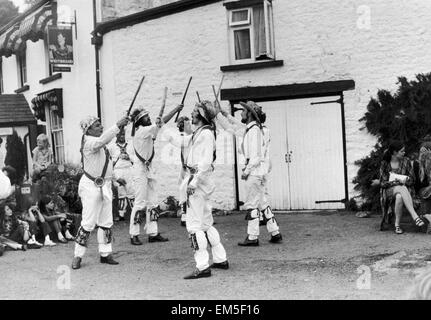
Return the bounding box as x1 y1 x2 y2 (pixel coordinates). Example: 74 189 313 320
226 0 275 64
0 58 3 94
17 49 27 88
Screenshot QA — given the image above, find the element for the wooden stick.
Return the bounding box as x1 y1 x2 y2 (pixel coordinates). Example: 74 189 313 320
174 76 193 122
216 74 225 99
159 86 168 118
127 75 146 116
196 91 201 102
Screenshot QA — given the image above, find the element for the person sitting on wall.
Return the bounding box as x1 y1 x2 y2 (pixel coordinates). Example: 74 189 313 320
380 141 425 234
32 134 53 182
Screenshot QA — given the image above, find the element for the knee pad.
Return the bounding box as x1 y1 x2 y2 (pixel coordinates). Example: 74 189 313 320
205 226 221 248
118 198 127 211
189 231 207 251
97 226 113 244
75 226 91 247
262 206 275 222
245 209 260 221
149 206 162 222
134 208 146 225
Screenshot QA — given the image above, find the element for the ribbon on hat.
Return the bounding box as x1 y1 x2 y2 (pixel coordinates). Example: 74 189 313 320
80 116 99 133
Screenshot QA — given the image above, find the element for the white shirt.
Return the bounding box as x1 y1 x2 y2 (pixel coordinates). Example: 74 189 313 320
0 170 13 200
107 141 134 170
81 125 120 180
164 125 215 189
241 121 266 176
132 124 159 169
262 125 272 174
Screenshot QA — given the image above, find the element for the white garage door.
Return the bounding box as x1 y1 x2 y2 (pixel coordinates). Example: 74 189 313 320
235 96 346 210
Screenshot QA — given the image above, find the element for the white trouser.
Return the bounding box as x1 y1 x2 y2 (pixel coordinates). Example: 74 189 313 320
129 170 158 237
74 176 113 258
114 166 136 199
244 175 279 239
184 178 227 271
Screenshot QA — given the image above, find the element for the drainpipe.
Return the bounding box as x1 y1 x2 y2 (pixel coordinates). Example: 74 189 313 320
92 0 102 121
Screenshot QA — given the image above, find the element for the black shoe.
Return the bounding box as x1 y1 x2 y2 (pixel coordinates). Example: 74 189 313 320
100 254 119 265
27 243 42 249
130 235 143 245
21 244 27 251
269 233 283 243
184 267 211 280
72 257 82 270
148 233 169 242
259 220 266 226
180 221 186 227
238 237 259 247
210 260 229 270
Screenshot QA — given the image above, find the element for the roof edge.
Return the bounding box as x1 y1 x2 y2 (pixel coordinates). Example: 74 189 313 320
0 0 51 35
93 0 222 36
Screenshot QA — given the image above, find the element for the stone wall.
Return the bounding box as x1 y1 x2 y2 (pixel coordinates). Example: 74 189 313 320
101 0 180 21
99 0 431 209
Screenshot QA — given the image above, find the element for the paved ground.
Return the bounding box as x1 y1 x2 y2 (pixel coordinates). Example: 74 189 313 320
1 211 431 300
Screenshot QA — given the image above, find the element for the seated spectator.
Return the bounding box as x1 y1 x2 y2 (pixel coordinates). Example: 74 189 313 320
38 196 74 243
417 139 431 229
32 134 53 182
0 203 28 251
23 204 55 247
380 141 425 234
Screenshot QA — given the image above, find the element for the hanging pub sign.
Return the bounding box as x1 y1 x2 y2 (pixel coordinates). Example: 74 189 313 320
47 26 74 65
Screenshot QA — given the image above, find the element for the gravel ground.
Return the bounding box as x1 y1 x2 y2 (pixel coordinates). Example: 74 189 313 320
1 211 430 300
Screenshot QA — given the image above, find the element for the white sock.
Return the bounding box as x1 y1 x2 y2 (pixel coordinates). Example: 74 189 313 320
45 235 50 241
58 232 65 240
248 235 258 240
271 231 280 236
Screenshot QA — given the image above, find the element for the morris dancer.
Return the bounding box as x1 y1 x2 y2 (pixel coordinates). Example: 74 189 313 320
165 100 228 279
72 115 130 270
176 116 192 227
216 101 282 246
128 104 183 245
108 128 135 222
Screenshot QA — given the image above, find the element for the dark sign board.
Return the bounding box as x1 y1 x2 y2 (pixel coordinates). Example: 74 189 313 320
48 26 74 65
52 66 71 72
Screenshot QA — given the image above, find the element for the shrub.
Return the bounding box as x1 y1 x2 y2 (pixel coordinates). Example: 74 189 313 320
353 73 431 212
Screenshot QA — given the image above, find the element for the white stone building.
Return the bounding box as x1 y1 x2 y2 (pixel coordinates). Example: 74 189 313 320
0 0 99 176
90 0 431 210
2 0 431 211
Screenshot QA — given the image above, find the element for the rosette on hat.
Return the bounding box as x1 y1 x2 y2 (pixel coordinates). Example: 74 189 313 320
196 100 218 124
80 116 99 133
239 101 263 125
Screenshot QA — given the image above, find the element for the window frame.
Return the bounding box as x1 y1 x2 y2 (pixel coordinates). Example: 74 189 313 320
0 58 3 94
227 0 275 65
46 107 65 164
16 49 27 88
229 8 251 27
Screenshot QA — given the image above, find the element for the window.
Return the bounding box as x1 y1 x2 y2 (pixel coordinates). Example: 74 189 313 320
17 49 27 87
0 58 3 94
227 0 275 64
48 110 65 164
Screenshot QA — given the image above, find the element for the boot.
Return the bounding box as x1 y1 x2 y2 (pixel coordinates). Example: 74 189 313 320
72 257 82 270
184 267 211 280
238 237 259 247
148 233 169 242
130 235 143 245
210 260 229 270
100 254 119 265
269 233 282 244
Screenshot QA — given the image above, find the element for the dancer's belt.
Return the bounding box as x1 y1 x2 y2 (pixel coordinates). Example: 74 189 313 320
84 151 110 188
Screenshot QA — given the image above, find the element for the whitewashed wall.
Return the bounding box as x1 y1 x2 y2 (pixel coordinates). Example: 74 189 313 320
99 0 431 209
1 0 98 167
